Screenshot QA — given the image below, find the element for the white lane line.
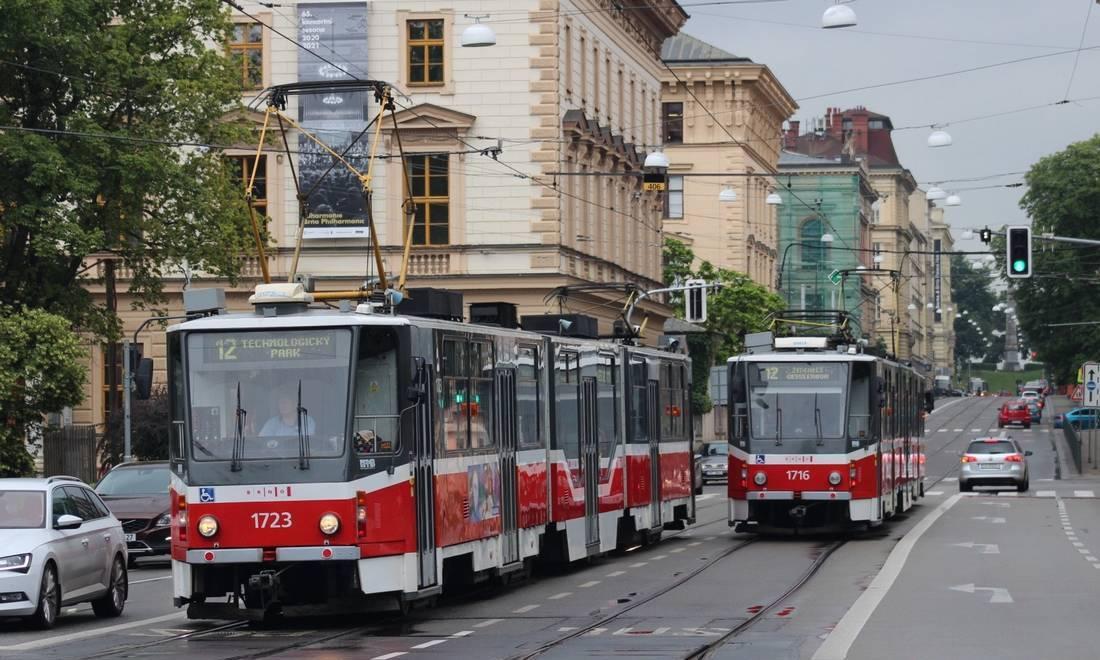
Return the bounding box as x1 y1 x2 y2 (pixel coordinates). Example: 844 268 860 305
999 492 1018 497
130 576 173 585
578 580 600 588
697 493 716 501
651 554 668 560
1073 542 1085 547
971 428 981 432
585 627 608 636
937 429 948 433
812 494 962 660
630 562 648 568
988 428 998 432
1088 556 1098 562
411 640 448 649
372 654 407 660
473 619 503 628
1080 549 1092 555
451 631 474 638
558 626 579 632
1040 478 1055 481
943 477 958 482
670 547 686 553
0 612 187 651
1042 429 1051 433
1037 490 1057 497
927 491 945 496
928 398 965 416
513 604 540 613
653 626 671 635
606 570 626 577
704 536 717 541
953 428 964 432
688 541 702 546
548 592 572 600
1075 490 1096 498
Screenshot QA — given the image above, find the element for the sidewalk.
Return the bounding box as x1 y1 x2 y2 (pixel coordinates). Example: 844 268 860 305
1046 395 1100 479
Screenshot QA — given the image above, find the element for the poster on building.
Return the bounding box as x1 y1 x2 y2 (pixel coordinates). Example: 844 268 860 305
933 239 942 322
297 3 371 239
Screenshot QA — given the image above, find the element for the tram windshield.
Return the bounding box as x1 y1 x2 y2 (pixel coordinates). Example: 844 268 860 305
186 329 353 463
747 362 849 454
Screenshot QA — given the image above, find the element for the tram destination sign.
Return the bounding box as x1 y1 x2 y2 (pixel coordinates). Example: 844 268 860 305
197 330 344 364
758 363 846 385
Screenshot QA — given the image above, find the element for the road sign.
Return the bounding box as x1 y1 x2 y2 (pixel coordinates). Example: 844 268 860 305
1083 361 1100 408
828 269 841 286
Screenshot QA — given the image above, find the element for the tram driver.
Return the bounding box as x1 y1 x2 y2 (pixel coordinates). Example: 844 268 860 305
260 393 317 441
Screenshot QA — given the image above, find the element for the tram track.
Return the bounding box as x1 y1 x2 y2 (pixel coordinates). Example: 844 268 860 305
922 395 1003 490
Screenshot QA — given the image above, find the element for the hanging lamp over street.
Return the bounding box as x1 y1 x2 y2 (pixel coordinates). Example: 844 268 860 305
461 15 496 47
822 2 858 28
927 129 953 148
644 149 670 169
766 190 783 205
719 186 738 203
945 193 962 207
927 186 947 201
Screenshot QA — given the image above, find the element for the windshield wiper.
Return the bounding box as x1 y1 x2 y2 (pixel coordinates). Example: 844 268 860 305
194 439 216 458
814 392 824 446
775 404 783 447
296 379 310 470
231 382 247 472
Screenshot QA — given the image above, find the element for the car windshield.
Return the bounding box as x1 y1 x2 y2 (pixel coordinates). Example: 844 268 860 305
967 440 1018 454
95 465 170 496
701 443 729 457
0 490 46 529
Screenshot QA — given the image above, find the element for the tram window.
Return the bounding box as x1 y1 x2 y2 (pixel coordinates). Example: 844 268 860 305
659 363 673 439
469 340 494 449
516 346 541 449
353 328 399 455
849 363 872 446
441 338 467 451
555 351 580 459
596 354 617 458
630 361 647 444
168 333 185 459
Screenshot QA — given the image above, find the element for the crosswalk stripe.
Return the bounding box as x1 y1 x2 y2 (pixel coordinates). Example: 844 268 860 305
1075 490 1095 498
1036 490 1057 497
998 492 1018 497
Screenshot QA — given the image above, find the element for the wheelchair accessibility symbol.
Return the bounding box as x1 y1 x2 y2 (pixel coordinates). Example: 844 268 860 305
199 487 216 503
755 455 766 464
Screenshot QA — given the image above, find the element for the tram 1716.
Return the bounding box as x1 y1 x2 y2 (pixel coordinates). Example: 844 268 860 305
726 323 932 532
168 283 695 619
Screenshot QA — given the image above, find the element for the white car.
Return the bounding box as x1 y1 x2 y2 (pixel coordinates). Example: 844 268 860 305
0 476 128 628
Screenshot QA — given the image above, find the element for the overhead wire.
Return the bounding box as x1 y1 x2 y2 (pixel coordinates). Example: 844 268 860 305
1063 0 1096 99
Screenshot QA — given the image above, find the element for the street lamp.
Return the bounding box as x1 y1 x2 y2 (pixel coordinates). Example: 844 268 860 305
644 149 670 169
927 129 953 148
927 186 947 201
945 193 962 207
766 190 783 205
718 186 738 203
822 2 858 28
461 15 496 47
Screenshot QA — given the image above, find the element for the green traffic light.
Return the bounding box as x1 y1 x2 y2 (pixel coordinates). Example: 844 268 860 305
1012 259 1027 273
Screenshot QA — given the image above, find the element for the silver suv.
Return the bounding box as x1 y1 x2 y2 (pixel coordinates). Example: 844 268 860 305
959 438 1032 493
0 476 128 628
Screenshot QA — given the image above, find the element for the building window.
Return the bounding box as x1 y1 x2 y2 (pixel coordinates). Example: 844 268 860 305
102 346 122 424
564 25 572 96
407 154 449 245
407 19 444 85
229 22 264 90
664 175 684 219
579 36 587 105
662 102 684 144
592 44 600 113
869 119 884 129
227 155 267 217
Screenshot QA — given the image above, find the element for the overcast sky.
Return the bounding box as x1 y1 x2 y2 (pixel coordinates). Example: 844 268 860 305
680 0 1100 255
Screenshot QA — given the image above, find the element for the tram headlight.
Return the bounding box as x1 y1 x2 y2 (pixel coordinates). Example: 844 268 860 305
828 471 843 486
196 515 219 538
319 512 341 535
753 471 767 486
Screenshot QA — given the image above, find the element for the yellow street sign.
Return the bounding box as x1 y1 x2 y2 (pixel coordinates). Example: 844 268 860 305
642 182 665 191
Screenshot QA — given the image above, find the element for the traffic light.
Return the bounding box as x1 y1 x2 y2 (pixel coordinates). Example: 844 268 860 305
685 278 707 323
1005 225 1032 279
979 228 993 244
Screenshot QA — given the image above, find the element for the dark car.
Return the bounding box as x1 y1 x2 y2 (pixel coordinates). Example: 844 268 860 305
694 442 729 493
998 400 1032 429
95 462 171 567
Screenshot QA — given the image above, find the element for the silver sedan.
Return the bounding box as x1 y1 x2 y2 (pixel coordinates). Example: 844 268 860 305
959 437 1031 492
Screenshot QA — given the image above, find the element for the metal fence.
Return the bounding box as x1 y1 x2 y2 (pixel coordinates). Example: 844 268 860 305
1063 423 1083 474
42 425 98 484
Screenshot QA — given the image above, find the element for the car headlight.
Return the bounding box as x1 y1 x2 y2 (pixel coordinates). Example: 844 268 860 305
0 554 31 573
197 515 219 538
155 512 172 527
753 471 767 486
319 512 340 535
828 471 843 486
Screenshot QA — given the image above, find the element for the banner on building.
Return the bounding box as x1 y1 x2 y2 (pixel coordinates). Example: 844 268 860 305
933 239 942 322
297 3 371 239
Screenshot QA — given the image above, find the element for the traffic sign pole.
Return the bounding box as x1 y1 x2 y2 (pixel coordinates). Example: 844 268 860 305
1082 362 1100 408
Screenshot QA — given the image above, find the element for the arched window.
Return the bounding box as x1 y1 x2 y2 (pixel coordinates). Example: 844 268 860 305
800 218 826 265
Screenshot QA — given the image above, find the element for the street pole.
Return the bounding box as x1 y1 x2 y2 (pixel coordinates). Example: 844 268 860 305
123 339 132 464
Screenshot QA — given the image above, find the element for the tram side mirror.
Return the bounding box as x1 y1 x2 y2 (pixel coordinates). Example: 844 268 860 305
406 357 427 403
924 390 935 413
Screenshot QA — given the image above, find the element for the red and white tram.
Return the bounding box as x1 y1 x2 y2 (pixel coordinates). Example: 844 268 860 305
726 327 931 532
168 284 694 619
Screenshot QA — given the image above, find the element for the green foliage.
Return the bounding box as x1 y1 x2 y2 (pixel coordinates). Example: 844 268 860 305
662 239 785 413
0 308 86 476
100 386 170 466
0 0 255 338
950 254 1002 363
1013 134 1100 384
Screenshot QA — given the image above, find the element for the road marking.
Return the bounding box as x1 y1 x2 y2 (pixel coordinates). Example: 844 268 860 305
651 554 667 560
585 627 608 637
411 640 447 649
451 631 474 638
1042 429 1051 433
130 576 172 585
812 494 962 660
1076 490 1095 498
1073 542 1085 547
606 570 626 577
630 562 648 568
697 493 716 501
653 626 672 635
1040 478 1054 481
548 592 572 600
953 542 999 554
927 491 945 496
0 612 187 651
1087 556 1098 562
998 492 1018 497
513 604 540 613
971 516 1006 523
612 627 634 636
688 541 702 546
938 429 948 433
473 619 502 628
943 477 958 482
1079 548 1092 555
954 428 964 432
988 428 998 432
579 580 600 588
670 547 685 553
950 583 1014 603
1037 490 1057 497
372 654 407 660
558 627 578 632
971 428 981 432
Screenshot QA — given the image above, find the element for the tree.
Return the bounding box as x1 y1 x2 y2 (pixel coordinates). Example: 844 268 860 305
1013 134 1100 383
950 254 1001 364
0 308 86 476
662 239 786 413
101 386 170 466
0 0 255 339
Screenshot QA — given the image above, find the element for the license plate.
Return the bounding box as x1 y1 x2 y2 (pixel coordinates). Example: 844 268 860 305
124 533 136 542
979 464 1001 470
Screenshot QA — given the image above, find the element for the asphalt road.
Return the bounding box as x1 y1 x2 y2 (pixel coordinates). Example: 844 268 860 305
5 395 1097 659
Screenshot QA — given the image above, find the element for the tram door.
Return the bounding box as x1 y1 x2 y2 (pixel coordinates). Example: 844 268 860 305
581 377 600 549
496 368 520 566
647 378 662 527
412 359 437 588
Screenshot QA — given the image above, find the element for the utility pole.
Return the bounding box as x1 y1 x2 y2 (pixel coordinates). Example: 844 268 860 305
105 260 119 467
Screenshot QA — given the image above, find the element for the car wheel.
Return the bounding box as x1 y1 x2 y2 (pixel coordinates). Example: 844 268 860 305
1025 423 1031 429
1018 480 1029 493
92 555 127 618
26 563 60 630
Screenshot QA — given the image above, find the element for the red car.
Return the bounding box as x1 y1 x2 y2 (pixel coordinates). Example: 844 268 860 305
998 400 1032 429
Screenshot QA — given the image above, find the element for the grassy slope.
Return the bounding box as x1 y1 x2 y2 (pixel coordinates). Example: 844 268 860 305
969 367 1045 393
